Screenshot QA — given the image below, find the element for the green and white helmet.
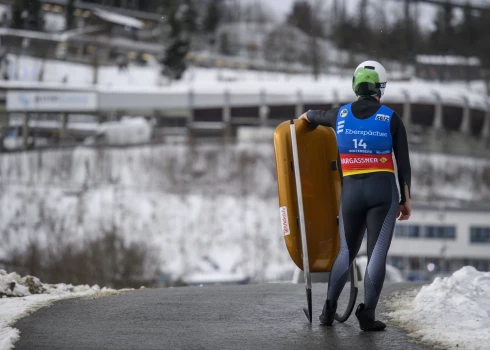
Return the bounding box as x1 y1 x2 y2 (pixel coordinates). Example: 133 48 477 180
352 60 387 98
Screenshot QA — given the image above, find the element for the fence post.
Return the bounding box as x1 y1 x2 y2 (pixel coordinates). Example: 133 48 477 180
402 89 411 126
60 112 68 139
430 90 444 153
432 91 443 131
187 89 194 125
482 102 490 148
187 89 194 141
295 89 304 117
223 89 231 139
22 112 29 150
460 96 471 135
332 89 340 108
259 89 268 127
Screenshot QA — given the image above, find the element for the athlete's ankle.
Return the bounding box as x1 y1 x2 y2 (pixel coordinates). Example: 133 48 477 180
319 299 337 326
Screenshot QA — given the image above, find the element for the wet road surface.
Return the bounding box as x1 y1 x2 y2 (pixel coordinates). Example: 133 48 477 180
14 282 426 350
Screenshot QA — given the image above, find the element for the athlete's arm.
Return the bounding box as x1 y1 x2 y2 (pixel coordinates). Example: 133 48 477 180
391 112 412 206
301 108 339 127
397 185 411 221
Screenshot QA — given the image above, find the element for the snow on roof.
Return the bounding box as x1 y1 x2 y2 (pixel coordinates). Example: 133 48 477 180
0 25 105 42
0 27 65 42
8 119 98 132
0 4 9 19
93 8 144 29
44 13 66 33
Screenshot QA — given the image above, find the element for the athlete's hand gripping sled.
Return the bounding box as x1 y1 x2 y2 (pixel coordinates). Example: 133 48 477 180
273 119 358 324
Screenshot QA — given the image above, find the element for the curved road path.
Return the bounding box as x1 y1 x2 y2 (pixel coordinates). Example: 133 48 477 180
14 282 425 349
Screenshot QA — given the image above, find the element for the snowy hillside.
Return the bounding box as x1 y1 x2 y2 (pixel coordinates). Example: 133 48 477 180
265 0 484 32
4 54 489 98
0 143 488 282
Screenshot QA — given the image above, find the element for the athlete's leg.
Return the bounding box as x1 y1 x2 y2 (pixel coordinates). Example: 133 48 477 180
363 174 398 310
326 179 366 303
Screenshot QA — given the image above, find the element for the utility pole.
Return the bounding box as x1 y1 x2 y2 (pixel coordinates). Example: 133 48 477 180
405 0 412 61
310 0 324 80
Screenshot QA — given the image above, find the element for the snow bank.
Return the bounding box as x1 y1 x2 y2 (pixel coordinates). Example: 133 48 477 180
386 266 490 349
0 270 117 350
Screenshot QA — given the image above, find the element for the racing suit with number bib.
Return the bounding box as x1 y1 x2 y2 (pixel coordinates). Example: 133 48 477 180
306 96 411 311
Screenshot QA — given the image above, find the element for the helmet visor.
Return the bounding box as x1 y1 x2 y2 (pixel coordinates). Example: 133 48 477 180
354 82 381 97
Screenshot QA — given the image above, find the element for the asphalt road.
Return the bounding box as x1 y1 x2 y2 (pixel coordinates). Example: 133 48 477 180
14 282 426 350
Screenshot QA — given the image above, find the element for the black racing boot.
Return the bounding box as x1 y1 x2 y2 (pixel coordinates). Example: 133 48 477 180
355 303 386 331
319 300 337 326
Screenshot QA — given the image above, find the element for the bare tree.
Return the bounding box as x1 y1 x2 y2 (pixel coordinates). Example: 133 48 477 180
287 0 325 79
241 2 271 24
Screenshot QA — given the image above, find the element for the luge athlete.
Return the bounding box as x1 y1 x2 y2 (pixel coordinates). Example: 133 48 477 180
299 60 412 331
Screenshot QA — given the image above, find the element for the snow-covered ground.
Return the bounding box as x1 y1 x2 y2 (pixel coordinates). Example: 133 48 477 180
386 266 490 350
0 270 117 350
3 54 488 99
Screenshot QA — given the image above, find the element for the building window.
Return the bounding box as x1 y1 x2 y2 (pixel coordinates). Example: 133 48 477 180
466 259 490 271
470 227 490 243
409 257 420 270
395 225 420 238
388 256 405 270
424 225 456 239
408 226 420 237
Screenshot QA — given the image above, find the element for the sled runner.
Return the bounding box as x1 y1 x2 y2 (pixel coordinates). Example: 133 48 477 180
273 119 358 324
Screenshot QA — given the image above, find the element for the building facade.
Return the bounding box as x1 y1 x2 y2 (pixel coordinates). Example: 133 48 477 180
361 206 490 280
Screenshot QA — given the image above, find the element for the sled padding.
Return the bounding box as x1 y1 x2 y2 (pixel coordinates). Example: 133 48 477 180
274 119 341 273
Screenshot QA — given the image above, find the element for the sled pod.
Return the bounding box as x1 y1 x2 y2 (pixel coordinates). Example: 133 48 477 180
274 120 341 272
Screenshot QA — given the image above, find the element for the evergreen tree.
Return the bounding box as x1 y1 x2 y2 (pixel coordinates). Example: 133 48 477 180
385 18 409 61
286 0 324 79
476 7 490 69
331 3 357 53
430 0 455 54
403 0 419 61
357 0 369 33
457 1 479 57
384 1 421 62
182 0 199 33
66 0 76 30
219 32 232 56
223 0 243 23
241 2 270 24
25 0 43 31
263 26 302 64
287 0 322 37
161 0 197 81
203 0 221 33
11 0 23 29
353 0 372 52
369 3 391 58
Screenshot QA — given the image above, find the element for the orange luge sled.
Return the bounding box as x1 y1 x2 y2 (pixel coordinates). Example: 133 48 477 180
273 119 357 324
274 119 341 272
